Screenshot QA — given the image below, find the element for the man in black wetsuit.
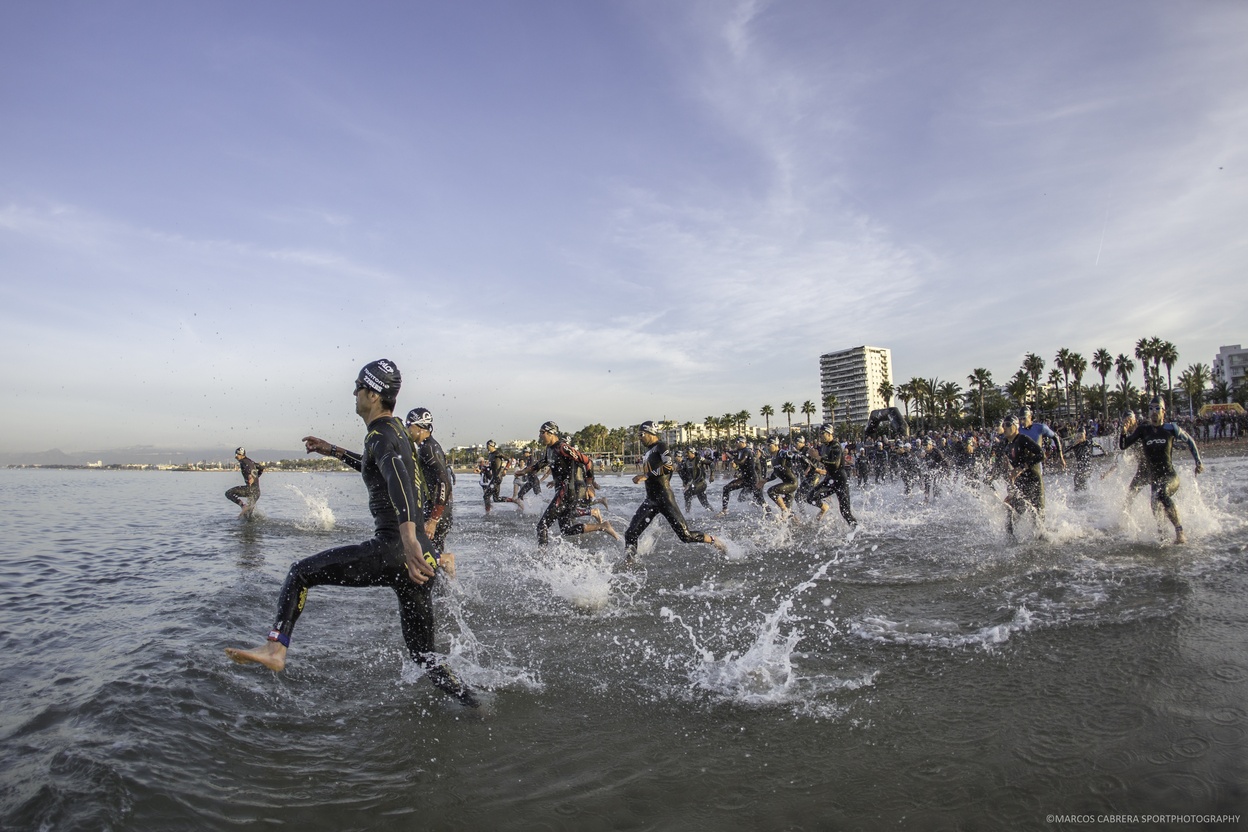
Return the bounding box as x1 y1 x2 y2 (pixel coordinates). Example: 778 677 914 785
763 437 799 512
225 447 262 518
480 441 521 514
719 436 765 514
513 421 620 545
1120 397 1203 543
792 434 820 506
512 447 546 502
622 422 725 565
226 360 475 706
990 414 1047 538
806 424 857 527
405 407 455 572
677 448 713 513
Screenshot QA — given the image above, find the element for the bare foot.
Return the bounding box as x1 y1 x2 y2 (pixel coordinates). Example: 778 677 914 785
225 640 287 671
1174 529 1186 544
707 534 728 554
440 552 457 578
603 521 622 542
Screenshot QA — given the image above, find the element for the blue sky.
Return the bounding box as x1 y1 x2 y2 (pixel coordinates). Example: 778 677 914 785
2 0 1245 452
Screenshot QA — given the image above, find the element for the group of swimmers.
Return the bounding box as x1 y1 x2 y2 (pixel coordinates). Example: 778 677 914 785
223 360 1203 705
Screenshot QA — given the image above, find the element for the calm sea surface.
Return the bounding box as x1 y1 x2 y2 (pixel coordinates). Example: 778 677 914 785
1 457 1246 831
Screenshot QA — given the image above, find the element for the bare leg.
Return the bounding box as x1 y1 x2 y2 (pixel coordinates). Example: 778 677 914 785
583 521 622 541
225 640 287 672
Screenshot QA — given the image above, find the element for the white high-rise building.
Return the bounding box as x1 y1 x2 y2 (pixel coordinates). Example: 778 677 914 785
819 346 894 426
1213 344 1247 393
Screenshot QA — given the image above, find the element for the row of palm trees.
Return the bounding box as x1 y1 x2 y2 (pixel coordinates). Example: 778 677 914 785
652 337 1230 447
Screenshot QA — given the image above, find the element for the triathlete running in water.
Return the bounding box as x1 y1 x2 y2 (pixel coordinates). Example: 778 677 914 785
514 421 620 545
622 422 726 566
405 407 456 576
676 448 714 513
763 437 799 513
480 441 522 514
1119 397 1203 543
225 447 262 518
225 360 475 706
806 424 857 527
720 436 765 514
990 414 1047 538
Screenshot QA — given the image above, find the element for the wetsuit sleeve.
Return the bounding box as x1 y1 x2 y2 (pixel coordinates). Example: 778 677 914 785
1119 426 1143 451
1167 424 1203 466
421 441 453 520
370 427 422 526
332 447 363 472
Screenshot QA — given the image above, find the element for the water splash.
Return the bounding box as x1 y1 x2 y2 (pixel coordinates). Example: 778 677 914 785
661 556 844 705
285 484 336 531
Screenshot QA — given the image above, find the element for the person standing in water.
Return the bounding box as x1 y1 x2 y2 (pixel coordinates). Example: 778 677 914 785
226 360 475 706
513 421 620 545
1119 397 1203 543
622 422 726 566
225 447 262 518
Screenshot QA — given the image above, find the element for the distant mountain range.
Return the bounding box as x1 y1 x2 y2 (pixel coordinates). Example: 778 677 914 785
0 446 308 467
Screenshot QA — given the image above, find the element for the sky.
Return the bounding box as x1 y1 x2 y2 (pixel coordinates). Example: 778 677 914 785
2 0 1246 453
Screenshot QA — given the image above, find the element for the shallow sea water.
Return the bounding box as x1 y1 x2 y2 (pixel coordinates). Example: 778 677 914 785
1 458 1246 830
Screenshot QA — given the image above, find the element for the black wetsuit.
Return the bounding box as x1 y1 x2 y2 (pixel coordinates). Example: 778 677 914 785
225 456 262 508
1120 422 1201 512
765 448 799 504
516 454 544 500
992 433 1046 534
677 454 713 512
807 441 857 526
722 446 765 510
793 445 820 503
624 440 711 556
523 440 597 544
415 434 454 550
267 417 439 664
482 450 517 507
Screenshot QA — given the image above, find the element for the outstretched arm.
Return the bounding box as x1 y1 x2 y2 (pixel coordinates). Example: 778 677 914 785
303 435 363 471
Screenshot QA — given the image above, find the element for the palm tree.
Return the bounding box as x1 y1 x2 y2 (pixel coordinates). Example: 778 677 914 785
703 416 717 442
822 394 839 429
735 409 752 436
896 386 913 427
1022 353 1045 405
1092 348 1113 422
759 404 774 435
1211 379 1232 405
877 380 895 408
1147 336 1165 397
1006 370 1031 409
967 368 993 429
1055 347 1073 415
1178 363 1210 417
937 381 962 426
1158 340 1178 409
1068 352 1087 419
800 400 816 430
1114 353 1137 410
1134 337 1157 395
781 401 795 434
